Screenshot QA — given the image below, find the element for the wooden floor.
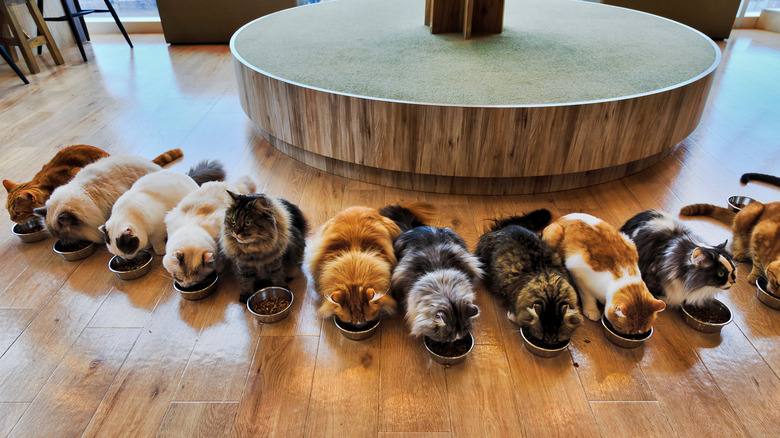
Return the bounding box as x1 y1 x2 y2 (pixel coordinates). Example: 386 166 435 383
0 30 778 438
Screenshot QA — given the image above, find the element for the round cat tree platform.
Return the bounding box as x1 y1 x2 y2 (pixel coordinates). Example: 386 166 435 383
231 0 720 194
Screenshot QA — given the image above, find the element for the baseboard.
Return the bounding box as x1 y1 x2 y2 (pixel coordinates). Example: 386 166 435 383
85 17 162 34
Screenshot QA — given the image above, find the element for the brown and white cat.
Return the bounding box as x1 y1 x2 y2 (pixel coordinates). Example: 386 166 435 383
681 201 780 295
3 145 181 224
543 213 666 335
305 204 432 325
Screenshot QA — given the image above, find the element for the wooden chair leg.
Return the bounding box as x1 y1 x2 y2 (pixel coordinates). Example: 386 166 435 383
26 0 64 64
0 43 29 83
103 0 132 48
0 1 39 73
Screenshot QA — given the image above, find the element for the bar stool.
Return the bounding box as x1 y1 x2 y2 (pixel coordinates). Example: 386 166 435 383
38 0 132 62
1 43 29 83
0 0 64 74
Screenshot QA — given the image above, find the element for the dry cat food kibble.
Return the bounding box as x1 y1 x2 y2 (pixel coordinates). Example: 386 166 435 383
17 221 44 233
58 240 91 252
426 337 471 357
523 329 568 350
684 304 728 323
250 297 291 315
112 254 150 271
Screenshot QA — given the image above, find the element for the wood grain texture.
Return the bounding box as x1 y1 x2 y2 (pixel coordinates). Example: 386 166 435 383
87 263 171 328
0 237 78 308
0 403 28 437
590 401 675 438
0 308 36 355
157 402 237 438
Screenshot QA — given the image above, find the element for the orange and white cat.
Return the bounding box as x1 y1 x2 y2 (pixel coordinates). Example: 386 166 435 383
543 213 666 335
305 203 433 325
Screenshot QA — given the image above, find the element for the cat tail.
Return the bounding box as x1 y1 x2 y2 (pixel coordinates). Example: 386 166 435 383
488 209 552 232
151 148 184 167
379 202 436 232
679 203 735 226
231 176 257 194
188 159 226 185
740 173 780 188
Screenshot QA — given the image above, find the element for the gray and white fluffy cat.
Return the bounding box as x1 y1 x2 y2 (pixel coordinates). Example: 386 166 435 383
220 192 309 302
620 210 736 307
476 210 584 345
381 204 482 343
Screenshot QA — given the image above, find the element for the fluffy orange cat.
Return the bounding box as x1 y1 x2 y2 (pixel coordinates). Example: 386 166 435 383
681 201 780 295
305 203 434 325
543 213 665 335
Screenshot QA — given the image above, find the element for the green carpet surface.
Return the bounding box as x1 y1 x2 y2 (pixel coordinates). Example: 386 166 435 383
232 0 719 106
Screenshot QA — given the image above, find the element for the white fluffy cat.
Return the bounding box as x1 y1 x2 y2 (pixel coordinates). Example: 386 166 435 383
34 155 164 244
163 176 256 287
100 160 225 259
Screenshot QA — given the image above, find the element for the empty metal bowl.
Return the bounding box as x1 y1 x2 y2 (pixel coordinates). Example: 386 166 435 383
424 332 475 366
174 272 218 300
108 250 153 280
520 328 570 358
601 316 652 348
53 240 96 261
681 299 732 333
728 196 757 212
756 277 780 310
334 316 380 341
247 286 294 323
12 220 48 243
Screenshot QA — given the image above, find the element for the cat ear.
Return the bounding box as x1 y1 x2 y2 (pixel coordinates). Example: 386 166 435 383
691 248 711 267
98 224 107 235
533 303 543 318
614 305 625 318
33 206 47 218
253 195 269 209
57 211 77 227
2 180 16 192
203 252 214 264
330 290 345 305
226 190 241 202
364 287 375 302
651 299 666 313
122 226 133 236
717 240 729 249
561 304 569 316
434 311 445 326
527 306 538 318
465 304 479 318
20 191 35 201
173 250 184 262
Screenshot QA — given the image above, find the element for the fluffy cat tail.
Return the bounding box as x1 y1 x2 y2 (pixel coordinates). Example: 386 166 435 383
379 202 436 232
740 173 780 188
151 148 184 167
188 160 226 185
231 176 257 194
488 209 552 232
679 203 735 226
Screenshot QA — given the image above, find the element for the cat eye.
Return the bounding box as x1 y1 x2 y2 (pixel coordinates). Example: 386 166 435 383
244 221 251 227
229 218 236 225
718 271 725 277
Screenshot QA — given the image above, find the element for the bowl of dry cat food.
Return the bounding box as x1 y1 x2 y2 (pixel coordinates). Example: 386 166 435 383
247 287 294 323
108 250 153 280
601 316 652 348
681 299 732 333
53 240 96 261
334 317 381 341
174 272 219 300
756 277 780 310
520 328 569 358
424 332 474 366
728 196 757 212
12 220 48 243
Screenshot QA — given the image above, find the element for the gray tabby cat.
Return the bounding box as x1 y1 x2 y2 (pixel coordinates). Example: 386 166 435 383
476 210 584 345
381 204 482 343
220 192 308 302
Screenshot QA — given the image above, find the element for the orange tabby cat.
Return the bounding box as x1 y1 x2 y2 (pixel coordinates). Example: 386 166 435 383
543 213 665 335
3 145 182 224
306 203 434 325
681 201 780 295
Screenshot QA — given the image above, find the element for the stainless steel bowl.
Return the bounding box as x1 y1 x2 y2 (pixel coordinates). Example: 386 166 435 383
681 299 732 333
247 287 294 323
520 328 570 358
424 333 474 366
756 278 780 310
334 317 380 341
53 240 96 261
601 316 652 348
174 272 219 300
728 195 757 212
12 221 48 243
108 251 153 280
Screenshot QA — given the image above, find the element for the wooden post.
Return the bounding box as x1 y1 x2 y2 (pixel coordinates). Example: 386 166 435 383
427 0 504 39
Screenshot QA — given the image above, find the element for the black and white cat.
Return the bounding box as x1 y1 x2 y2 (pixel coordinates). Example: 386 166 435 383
620 210 736 307
381 204 482 344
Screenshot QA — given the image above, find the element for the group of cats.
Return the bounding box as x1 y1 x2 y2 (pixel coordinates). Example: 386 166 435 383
4 144 779 346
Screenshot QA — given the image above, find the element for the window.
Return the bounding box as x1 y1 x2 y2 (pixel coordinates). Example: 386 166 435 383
80 0 159 19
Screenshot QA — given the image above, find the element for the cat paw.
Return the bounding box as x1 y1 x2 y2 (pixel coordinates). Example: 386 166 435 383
583 308 602 321
747 272 760 283
506 311 518 324
153 247 166 256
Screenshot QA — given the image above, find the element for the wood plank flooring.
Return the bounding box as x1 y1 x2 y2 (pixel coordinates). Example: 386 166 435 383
0 30 779 437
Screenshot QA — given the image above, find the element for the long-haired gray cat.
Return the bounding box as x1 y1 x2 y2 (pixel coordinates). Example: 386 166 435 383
476 210 584 345
381 204 482 343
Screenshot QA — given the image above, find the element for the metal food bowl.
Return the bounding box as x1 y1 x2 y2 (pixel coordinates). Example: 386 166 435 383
334 316 381 341
520 328 570 358
601 316 652 349
681 299 732 333
53 240 96 261
756 277 780 310
728 196 757 212
424 332 475 366
174 272 219 300
12 221 48 243
108 250 153 280
247 286 294 323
